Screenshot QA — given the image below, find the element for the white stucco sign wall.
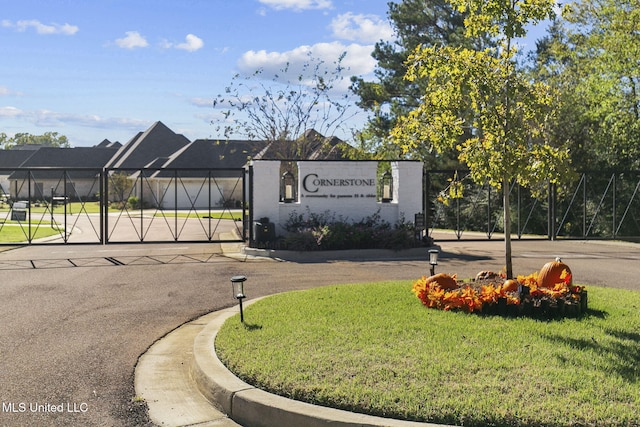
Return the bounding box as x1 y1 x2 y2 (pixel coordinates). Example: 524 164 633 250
250 160 423 236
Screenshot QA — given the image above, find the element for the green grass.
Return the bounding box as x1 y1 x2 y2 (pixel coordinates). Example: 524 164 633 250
0 223 63 242
0 202 104 214
216 282 640 427
152 210 242 220
1 203 242 219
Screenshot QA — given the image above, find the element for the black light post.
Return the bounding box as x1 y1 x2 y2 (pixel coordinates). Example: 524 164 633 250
231 275 247 323
428 249 439 276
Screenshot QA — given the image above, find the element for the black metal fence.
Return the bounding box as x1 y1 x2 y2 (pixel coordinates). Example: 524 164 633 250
425 170 640 241
0 167 247 245
3 166 639 245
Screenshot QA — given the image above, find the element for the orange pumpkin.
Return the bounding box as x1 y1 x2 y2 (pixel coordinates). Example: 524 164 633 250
425 273 459 290
538 258 572 288
502 279 519 293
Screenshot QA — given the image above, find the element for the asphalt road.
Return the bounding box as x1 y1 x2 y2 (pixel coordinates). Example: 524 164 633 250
1 236 639 426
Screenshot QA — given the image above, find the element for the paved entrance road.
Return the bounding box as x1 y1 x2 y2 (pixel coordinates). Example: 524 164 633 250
1 237 639 426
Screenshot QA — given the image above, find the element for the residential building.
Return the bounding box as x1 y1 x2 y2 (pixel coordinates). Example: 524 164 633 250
1 121 352 208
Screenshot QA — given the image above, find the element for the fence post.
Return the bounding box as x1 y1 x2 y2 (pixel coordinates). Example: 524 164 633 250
102 169 108 244
424 170 430 237
242 168 248 241
583 173 587 238
139 171 144 241
612 173 616 239
27 171 32 242
248 164 254 244
547 182 557 240
487 185 491 239
176 169 180 240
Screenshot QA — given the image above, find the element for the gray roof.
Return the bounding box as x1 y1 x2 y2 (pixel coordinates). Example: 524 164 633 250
255 129 351 160
95 139 122 149
151 139 267 178
0 150 35 170
106 121 190 169
2 124 353 183
8 146 119 180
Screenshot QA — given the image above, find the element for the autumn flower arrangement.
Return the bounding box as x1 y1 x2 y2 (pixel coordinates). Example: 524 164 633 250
412 259 587 317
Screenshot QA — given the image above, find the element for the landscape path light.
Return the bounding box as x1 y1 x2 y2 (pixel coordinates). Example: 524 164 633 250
230 275 247 323
428 249 439 276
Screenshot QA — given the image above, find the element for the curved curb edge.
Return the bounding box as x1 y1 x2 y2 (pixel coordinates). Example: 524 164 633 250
191 301 449 427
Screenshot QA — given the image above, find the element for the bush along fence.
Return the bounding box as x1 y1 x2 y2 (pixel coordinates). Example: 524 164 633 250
412 258 587 319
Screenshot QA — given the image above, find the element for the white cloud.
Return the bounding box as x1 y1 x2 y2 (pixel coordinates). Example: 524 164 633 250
258 0 332 11
237 41 377 91
116 31 204 52
190 97 212 107
0 86 23 97
1 19 79 35
115 31 148 49
330 13 394 44
168 34 204 52
0 106 148 130
0 106 24 118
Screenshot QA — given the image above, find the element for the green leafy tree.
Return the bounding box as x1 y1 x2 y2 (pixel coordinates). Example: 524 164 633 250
392 0 572 278
527 19 594 169
108 172 134 207
2 132 70 149
350 0 484 163
550 0 640 170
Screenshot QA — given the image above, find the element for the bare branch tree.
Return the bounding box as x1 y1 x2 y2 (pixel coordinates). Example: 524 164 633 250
212 52 361 159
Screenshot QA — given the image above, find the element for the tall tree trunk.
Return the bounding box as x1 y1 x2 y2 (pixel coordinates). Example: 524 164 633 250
502 27 514 279
503 174 513 278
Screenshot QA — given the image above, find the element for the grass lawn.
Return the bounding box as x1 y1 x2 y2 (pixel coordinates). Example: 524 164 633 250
216 282 640 427
152 210 243 220
0 223 63 242
1 203 242 219
0 202 104 214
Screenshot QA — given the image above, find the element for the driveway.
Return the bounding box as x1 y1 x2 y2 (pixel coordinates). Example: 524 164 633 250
0 237 639 426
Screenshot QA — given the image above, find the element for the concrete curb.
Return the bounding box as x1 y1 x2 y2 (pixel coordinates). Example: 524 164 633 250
135 312 241 426
192 300 450 427
241 247 276 258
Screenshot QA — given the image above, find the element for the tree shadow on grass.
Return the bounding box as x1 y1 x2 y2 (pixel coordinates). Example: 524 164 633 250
540 318 640 384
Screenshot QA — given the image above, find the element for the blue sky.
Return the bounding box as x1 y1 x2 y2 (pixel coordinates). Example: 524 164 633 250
1 0 395 146
1 0 547 147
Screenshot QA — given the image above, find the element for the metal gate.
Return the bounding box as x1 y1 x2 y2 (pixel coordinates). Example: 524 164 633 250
0 167 248 245
5 166 639 244
424 169 640 241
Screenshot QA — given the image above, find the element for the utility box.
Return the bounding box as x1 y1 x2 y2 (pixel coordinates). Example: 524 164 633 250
10 201 28 221
254 217 275 243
